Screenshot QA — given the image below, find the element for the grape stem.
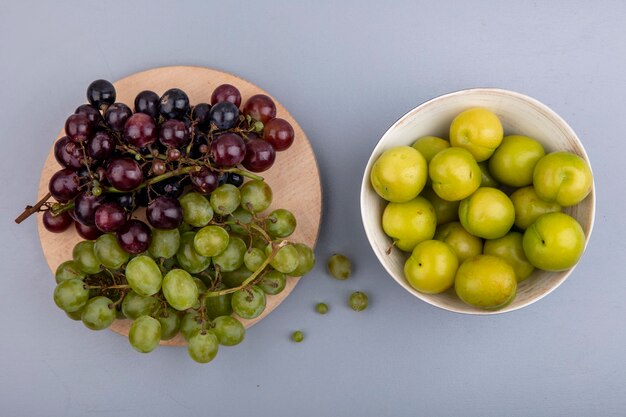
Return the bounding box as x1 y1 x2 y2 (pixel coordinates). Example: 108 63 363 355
202 241 288 298
15 192 52 224
221 168 264 182
104 165 202 193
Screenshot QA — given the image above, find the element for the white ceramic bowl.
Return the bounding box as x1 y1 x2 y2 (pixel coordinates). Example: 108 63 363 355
360 88 595 314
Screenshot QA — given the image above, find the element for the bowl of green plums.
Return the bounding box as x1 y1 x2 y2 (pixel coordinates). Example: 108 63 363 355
360 88 595 314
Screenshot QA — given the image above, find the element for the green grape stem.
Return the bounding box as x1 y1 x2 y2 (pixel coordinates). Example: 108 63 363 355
202 241 288 299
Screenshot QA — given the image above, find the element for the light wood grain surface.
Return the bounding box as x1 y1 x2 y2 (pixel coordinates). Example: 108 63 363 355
37 66 322 345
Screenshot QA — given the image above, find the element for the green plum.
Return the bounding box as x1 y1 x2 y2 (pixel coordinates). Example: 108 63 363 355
532 151 593 207
370 146 427 202
382 196 436 252
483 232 535 282
404 240 458 294
459 187 515 239
510 186 562 230
455 255 517 310
489 135 545 187
449 107 503 161
429 147 481 201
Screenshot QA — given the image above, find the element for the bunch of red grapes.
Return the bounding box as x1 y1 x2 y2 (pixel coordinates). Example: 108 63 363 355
41 79 296 252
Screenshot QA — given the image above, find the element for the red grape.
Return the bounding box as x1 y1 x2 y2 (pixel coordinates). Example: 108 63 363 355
147 196 183 230
243 94 276 123
42 211 73 233
134 90 160 119
124 113 158 147
75 221 104 240
87 79 116 109
73 192 105 226
65 113 93 143
54 136 83 169
263 118 295 151
104 103 132 131
211 84 242 107
210 133 246 167
87 131 115 160
94 202 127 232
209 102 239 130
242 139 276 172
75 104 103 129
48 169 80 202
190 167 219 195
159 119 189 148
106 157 143 191
116 219 152 254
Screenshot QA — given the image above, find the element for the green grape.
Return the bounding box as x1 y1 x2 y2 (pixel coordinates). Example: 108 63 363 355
244 247 267 271
72 241 101 274
288 243 316 277
176 232 211 274
227 207 253 235
129 315 162 353
258 270 286 295
210 184 241 216
265 209 296 238
157 308 181 340
179 192 213 227
125 255 163 296
193 226 229 257
53 279 89 312
121 290 159 320
149 228 180 259
328 253 351 280
162 269 199 311
212 237 246 272
81 296 116 330
115 306 125 319
212 316 245 346
349 291 369 311
251 235 269 250
65 308 84 321
178 222 193 233
268 244 299 274
231 285 266 319
194 277 207 294
240 180 272 213
204 283 233 319
187 330 219 363
315 302 329 314
55 260 86 283
180 311 206 340
221 265 253 288
94 234 129 269
291 330 304 343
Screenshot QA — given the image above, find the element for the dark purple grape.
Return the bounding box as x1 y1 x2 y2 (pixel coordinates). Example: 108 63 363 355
65 113 93 143
48 169 80 202
243 94 276 123
190 167 219 195
54 136 83 169
159 119 189 148
94 202 127 232
87 131 115 160
116 219 152 254
211 84 241 107
124 113 157 147
263 118 295 151
113 193 135 211
242 139 276 172
210 133 246 167
75 104 103 129
152 176 185 199
226 172 244 187
87 79 116 109
209 102 239 130
104 103 132 131
189 132 208 159
147 196 183 230
73 192 105 225
159 88 190 120
134 90 160 118
218 172 228 186
75 221 104 240
42 211 73 233
192 103 212 131
106 157 143 191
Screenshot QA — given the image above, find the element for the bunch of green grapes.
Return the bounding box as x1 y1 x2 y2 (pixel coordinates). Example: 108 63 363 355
52 180 315 363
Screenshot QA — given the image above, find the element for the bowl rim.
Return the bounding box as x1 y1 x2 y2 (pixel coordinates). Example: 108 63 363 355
360 87 596 315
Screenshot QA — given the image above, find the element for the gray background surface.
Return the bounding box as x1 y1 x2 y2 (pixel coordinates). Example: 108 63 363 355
1 1 625 416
